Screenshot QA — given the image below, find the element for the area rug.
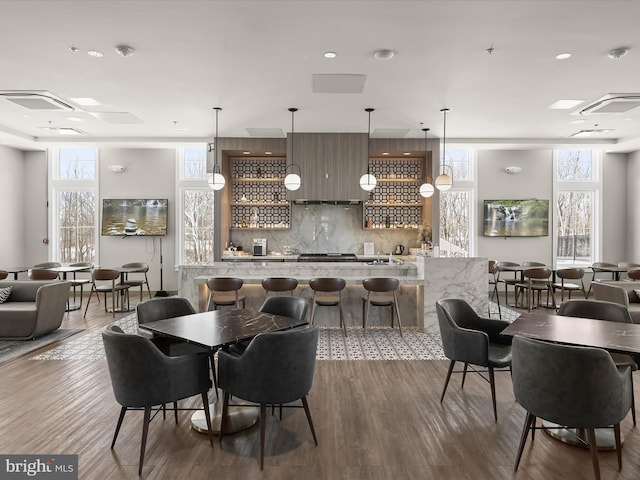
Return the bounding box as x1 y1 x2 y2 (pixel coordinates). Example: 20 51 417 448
32 302 517 362
0 329 84 365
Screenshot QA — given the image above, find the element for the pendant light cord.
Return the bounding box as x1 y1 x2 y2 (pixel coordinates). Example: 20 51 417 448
440 108 449 172
213 107 221 173
365 107 374 177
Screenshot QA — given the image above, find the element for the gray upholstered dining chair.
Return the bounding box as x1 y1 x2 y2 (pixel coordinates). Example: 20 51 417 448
511 336 632 480
218 326 319 469
558 299 637 425
435 298 512 422
102 324 214 475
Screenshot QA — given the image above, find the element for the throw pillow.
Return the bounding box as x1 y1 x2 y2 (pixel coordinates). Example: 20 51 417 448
0 286 12 304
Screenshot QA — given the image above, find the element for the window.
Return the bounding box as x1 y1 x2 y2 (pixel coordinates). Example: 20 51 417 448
553 150 601 266
51 147 98 263
438 148 476 256
177 147 215 264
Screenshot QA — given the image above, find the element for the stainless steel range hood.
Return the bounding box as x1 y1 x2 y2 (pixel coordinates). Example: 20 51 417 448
293 199 362 205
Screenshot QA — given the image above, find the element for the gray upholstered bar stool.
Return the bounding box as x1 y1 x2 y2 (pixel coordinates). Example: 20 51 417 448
361 277 402 336
261 277 298 298
206 277 246 311
309 277 347 336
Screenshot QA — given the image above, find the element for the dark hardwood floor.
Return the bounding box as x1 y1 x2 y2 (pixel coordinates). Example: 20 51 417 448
0 292 639 479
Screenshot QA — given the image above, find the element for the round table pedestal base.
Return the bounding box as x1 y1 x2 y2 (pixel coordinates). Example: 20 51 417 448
542 421 620 451
191 398 258 435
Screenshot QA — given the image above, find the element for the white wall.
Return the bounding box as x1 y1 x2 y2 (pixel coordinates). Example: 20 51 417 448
0 146 26 268
24 151 49 266
628 151 640 261
602 152 628 263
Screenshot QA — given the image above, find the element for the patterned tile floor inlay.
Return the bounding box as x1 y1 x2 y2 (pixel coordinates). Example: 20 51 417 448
32 302 516 362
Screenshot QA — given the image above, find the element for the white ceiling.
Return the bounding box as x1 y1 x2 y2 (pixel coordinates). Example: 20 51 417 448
1 0 640 152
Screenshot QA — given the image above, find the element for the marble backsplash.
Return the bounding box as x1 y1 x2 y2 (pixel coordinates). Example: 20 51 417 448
230 204 425 255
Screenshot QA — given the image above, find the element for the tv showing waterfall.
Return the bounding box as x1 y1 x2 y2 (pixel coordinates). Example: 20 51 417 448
101 199 168 236
483 199 549 237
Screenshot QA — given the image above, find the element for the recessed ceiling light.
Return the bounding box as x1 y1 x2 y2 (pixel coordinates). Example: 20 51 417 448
265 151 273 155
549 99 584 109
324 51 337 59
87 50 104 58
608 47 630 60
556 53 572 60
570 119 587 124
67 116 83 122
243 151 251 155
382 152 390 156
70 97 101 106
403 152 411 156
373 49 395 61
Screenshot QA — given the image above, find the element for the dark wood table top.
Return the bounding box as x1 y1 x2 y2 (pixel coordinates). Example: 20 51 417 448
139 308 308 350
501 313 640 354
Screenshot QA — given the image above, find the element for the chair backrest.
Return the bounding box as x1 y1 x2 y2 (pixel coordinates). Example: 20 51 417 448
628 268 640 280
523 267 552 281
259 296 308 323
591 262 617 270
261 277 298 293
555 267 585 280
511 336 631 428
136 297 196 325
28 269 59 280
101 324 210 408
33 262 62 269
0 270 7 280
207 277 244 293
93 268 121 282
522 261 546 268
558 299 633 324
488 260 497 274
363 277 400 293
70 262 93 268
309 277 346 293
122 262 149 272
496 261 520 268
618 262 640 268
220 326 319 404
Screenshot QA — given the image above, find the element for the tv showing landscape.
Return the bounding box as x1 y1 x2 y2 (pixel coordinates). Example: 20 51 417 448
101 199 168 236
483 199 549 237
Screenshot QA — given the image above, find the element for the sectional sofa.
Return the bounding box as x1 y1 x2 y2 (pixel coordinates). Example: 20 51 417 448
0 280 71 339
592 280 640 324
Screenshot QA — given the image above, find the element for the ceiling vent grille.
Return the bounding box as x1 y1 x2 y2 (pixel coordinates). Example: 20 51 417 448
568 129 613 138
0 91 75 111
574 93 640 115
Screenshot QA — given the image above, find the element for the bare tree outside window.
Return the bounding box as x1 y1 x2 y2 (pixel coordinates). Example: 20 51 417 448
440 190 471 257
183 190 214 264
58 190 96 262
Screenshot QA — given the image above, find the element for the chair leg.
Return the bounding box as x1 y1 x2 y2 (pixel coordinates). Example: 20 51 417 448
461 363 469 388
201 392 214 448
393 292 403 336
586 428 601 480
259 403 267 470
440 360 455 403
301 395 318 446
489 367 497 422
631 374 636 426
139 406 151 476
613 423 623 470
173 401 178 424
339 302 347 337
309 300 316 326
83 287 95 318
219 391 230 445
514 412 535 471
111 406 127 448
209 353 219 401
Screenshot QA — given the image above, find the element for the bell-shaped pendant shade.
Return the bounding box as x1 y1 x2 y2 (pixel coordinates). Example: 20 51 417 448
208 172 226 190
435 173 452 191
359 173 377 192
419 182 435 197
284 172 301 191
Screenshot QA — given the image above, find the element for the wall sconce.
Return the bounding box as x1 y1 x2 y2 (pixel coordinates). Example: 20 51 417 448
108 165 125 173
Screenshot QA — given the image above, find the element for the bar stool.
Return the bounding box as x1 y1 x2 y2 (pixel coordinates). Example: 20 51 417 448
361 277 402 335
261 277 298 298
206 277 246 311
309 277 347 336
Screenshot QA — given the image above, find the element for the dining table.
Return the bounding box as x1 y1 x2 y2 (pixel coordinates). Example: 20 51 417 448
2 267 29 280
502 312 640 450
139 307 308 434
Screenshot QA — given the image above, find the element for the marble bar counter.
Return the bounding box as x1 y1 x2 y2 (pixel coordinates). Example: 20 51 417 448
179 256 488 332
180 261 422 328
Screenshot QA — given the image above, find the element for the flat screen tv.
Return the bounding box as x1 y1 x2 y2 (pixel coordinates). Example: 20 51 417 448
101 199 168 236
483 199 549 237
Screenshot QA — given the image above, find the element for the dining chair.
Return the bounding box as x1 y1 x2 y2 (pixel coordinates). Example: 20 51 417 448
218 326 319 469
495 261 521 306
120 262 152 302
27 269 60 281
32 262 62 269
309 277 347 336
206 277 246 310
512 336 632 480
487 260 501 319
588 262 618 297
0 270 7 280
261 277 298 298
552 267 587 303
84 268 131 318
435 298 512 422
102 324 214 476
628 268 640 280
361 277 402 335
69 262 93 308
558 299 637 426
514 267 556 312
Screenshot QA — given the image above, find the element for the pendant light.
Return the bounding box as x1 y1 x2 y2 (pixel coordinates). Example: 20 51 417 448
435 108 453 191
207 107 225 190
284 107 302 191
359 107 377 192
419 128 434 198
